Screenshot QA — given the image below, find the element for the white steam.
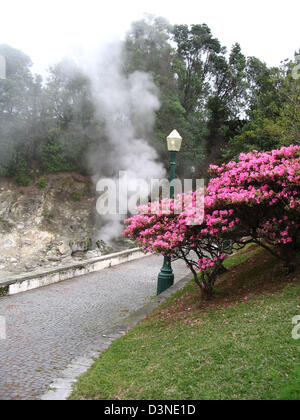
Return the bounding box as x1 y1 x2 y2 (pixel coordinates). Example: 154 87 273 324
80 43 166 242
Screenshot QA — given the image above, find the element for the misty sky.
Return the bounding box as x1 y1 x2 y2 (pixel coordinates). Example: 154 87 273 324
0 0 299 74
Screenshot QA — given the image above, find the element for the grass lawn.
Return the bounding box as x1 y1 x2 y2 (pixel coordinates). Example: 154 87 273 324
70 246 300 400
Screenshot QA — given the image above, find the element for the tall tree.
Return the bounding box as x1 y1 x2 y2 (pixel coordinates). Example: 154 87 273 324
223 58 298 160
41 58 96 172
0 44 41 179
205 43 248 165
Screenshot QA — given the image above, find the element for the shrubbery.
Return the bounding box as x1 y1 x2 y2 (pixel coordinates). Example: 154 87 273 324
123 145 300 299
38 177 47 188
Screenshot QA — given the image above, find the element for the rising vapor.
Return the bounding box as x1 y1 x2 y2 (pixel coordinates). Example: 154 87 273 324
79 42 166 242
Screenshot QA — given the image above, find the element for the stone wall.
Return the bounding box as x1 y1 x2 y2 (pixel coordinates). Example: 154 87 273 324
0 248 148 296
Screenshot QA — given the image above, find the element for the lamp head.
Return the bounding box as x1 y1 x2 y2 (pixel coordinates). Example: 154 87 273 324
166 129 182 152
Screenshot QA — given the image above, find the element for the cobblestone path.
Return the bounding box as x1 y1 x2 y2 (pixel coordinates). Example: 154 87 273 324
0 255 189 400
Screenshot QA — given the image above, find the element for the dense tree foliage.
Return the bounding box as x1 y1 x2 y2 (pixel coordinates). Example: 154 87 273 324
224 59 300 160
0 46 97 184
0 18 299 184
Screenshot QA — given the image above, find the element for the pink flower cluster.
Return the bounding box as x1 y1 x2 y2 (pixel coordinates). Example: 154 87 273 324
206 145 300 251
198 254 225 271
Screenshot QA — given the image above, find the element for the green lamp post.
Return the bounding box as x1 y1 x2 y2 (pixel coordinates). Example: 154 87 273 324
157 129 182 295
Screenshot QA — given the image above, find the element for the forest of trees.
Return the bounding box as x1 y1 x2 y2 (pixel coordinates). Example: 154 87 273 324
0 15 299 185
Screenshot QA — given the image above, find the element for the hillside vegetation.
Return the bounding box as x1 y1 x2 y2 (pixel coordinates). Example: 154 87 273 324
0 16 299 184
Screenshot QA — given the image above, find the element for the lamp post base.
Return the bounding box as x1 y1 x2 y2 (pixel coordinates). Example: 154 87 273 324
157 256 174 295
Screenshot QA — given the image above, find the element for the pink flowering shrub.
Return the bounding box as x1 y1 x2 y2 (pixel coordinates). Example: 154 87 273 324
207 145 300 265
123 200 230 299
123 145 300 300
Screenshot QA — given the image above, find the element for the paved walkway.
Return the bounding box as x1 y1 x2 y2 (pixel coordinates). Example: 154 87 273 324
0 255 190 400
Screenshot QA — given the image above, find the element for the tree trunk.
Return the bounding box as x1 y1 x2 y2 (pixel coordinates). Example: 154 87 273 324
202 283 214 300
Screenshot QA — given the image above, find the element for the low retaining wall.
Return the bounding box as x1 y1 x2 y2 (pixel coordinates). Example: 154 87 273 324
0 248 148 296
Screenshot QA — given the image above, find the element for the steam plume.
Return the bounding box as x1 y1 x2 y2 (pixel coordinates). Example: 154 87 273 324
80 42 166 242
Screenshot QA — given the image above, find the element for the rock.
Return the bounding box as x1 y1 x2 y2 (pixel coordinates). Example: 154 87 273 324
0 173 134 275
47 255 61 262
69 237 92 255
46 250 61 262
96 240 114 255
72 251 86 259
35 217 42 225
86 250 99 259
25 263 36 271
3 239 15 248
58 242 71 256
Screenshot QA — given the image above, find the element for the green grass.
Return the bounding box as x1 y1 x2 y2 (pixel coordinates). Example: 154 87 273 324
223 243 262 269
279 364 300 400
70 247 300 400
